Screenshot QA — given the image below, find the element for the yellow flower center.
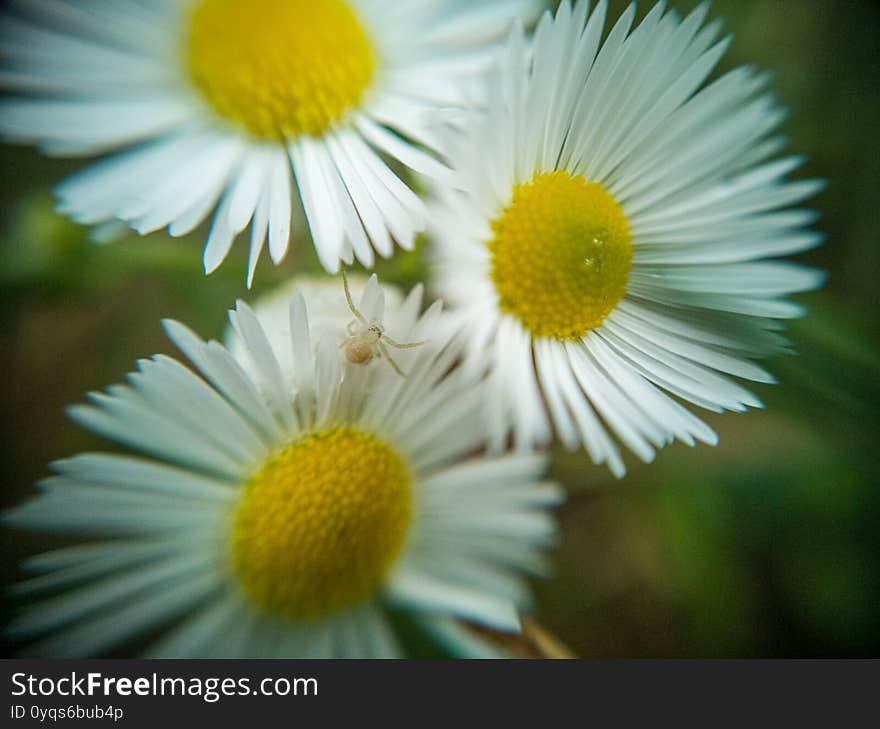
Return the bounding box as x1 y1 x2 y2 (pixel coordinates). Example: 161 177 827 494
489 171 633 339
231 427 412 620
186 0 376 140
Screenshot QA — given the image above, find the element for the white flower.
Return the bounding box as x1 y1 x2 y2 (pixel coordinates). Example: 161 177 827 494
429 0 826 476
225 272 408 383
0 0 541 283
4 277 561 658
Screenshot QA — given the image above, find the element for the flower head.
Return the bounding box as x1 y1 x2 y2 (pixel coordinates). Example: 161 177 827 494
430 0 825 476
5 277 561 657
0 0 542 282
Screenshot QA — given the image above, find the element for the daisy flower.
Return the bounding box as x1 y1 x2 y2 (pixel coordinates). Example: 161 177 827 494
225 272 408 383
4 277 562 658
0 0 541 284
429 0 826 476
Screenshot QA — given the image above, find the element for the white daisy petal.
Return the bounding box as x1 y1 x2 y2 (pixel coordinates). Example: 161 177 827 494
414 615 504 659
228 301 297 433
353 604 401 659
246 183 271 289
7 552 218 639
355 114 455 183
21 571 220 659
52 453 235 500
326 131 394 259
387 566 521 633
10 541 188 597
290 138 345 272
161 319 285 445
133 136 245 236
145 591 244 659
0 96 197 156
67 396 244 481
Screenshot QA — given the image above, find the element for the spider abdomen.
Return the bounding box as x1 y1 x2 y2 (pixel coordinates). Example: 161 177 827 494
344 339 374 364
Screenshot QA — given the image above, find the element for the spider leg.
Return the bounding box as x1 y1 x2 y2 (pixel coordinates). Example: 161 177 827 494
382 335 427 350
347 321 358 336
378 341 405 377
342 269 368 324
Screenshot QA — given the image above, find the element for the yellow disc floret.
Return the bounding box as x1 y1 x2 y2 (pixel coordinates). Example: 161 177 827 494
186 0 376 140
489 171 633 339
231 427 412 620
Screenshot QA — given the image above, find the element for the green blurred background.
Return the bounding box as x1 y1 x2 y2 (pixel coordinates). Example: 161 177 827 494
1 0 878 657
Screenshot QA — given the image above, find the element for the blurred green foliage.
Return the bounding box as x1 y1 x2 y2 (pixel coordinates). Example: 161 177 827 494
1 0 878 657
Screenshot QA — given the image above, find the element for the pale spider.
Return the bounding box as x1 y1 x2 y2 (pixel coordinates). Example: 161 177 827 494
340 270 426 376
